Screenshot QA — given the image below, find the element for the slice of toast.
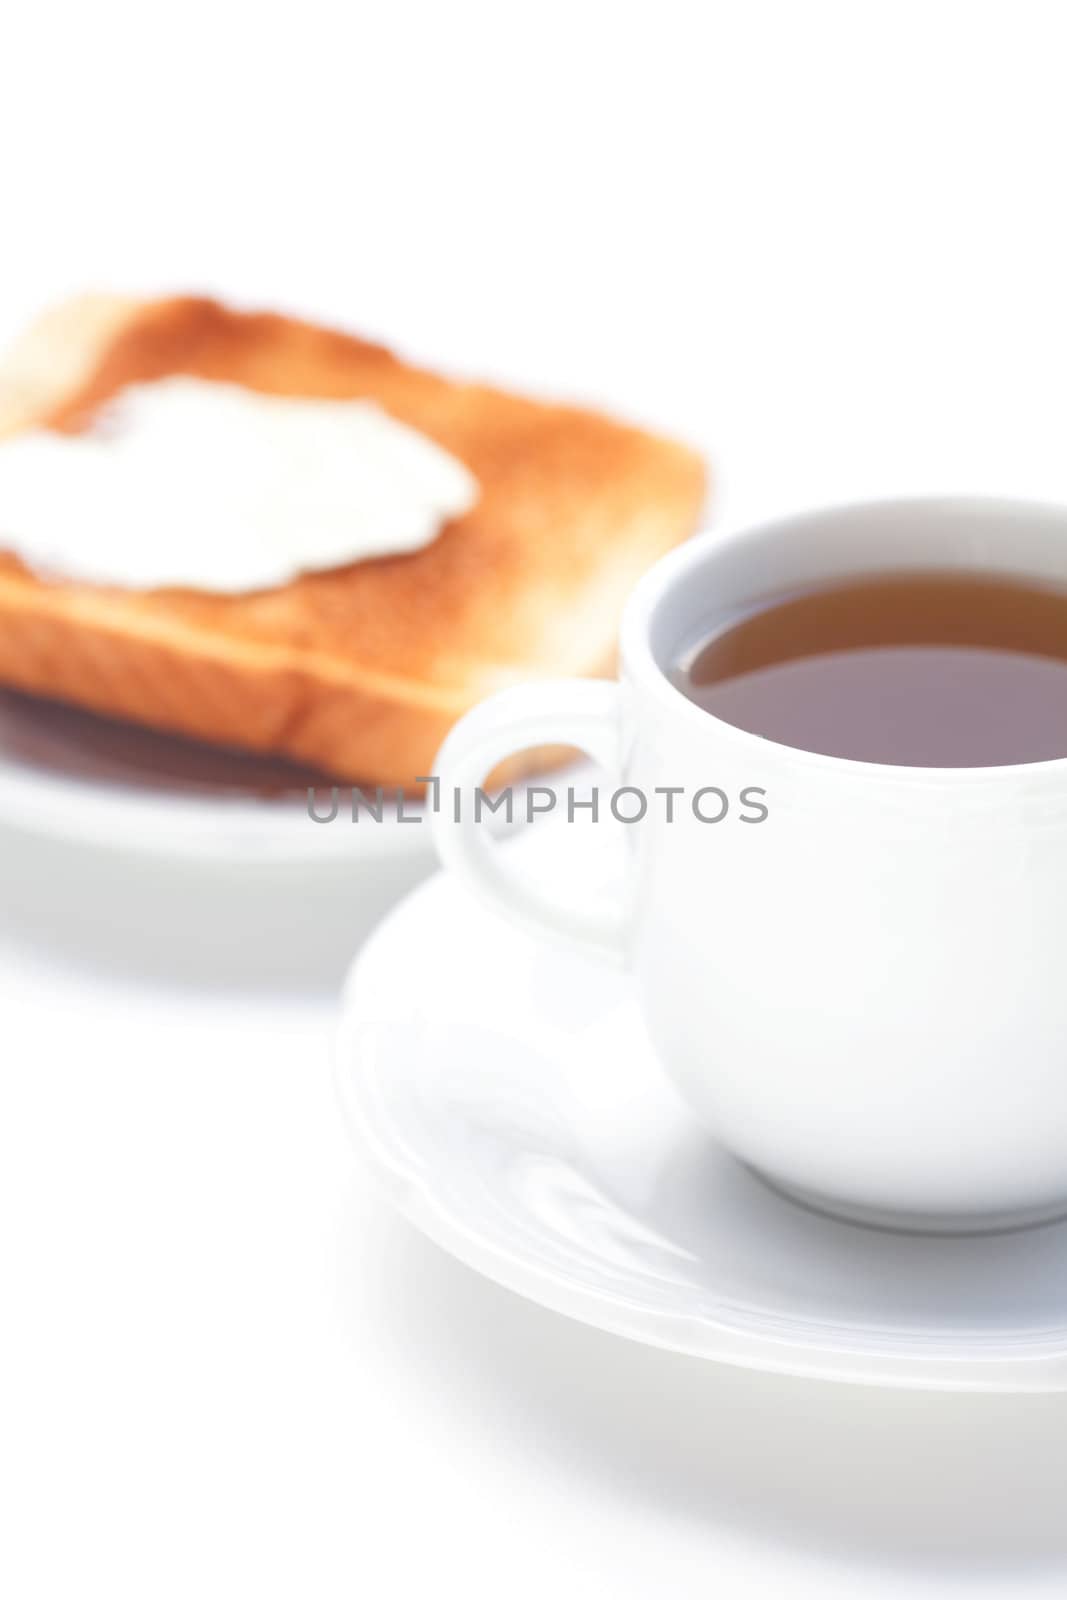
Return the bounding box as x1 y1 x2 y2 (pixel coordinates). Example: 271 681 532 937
0 295 706 786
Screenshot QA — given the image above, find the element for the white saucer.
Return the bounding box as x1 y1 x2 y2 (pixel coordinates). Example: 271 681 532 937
338 824 1067 1392
0 688 432 864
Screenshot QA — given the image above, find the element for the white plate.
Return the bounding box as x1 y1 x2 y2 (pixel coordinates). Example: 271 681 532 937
338 823 1067 1391
0 689 432 864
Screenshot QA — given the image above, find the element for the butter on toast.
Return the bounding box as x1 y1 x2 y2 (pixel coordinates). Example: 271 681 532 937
0 295 707 785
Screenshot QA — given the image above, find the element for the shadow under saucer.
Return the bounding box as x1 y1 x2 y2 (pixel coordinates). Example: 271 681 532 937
345 1199 1067 1581
0 825 433 994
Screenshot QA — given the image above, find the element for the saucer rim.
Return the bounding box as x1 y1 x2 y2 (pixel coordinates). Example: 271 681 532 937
336 860 1067 1394
0 761 433 863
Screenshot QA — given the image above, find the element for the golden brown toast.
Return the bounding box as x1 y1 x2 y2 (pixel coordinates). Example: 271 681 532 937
0 295 707 785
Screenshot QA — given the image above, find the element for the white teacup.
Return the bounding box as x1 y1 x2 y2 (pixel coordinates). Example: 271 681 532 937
432 497 1067 1233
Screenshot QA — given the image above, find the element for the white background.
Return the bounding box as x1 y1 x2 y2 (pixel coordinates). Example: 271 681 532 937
4 2 1067 1594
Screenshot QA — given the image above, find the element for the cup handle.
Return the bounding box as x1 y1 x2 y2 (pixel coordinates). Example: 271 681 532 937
430 679 627 964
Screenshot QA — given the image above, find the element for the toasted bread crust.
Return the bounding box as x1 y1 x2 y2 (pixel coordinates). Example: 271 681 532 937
0 294 137 441
0 296 707 783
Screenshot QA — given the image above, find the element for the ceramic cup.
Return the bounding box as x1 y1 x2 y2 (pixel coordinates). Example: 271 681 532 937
432 498 1067 1233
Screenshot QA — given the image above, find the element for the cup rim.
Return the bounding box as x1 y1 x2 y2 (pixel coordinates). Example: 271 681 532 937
619 493 1067 785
